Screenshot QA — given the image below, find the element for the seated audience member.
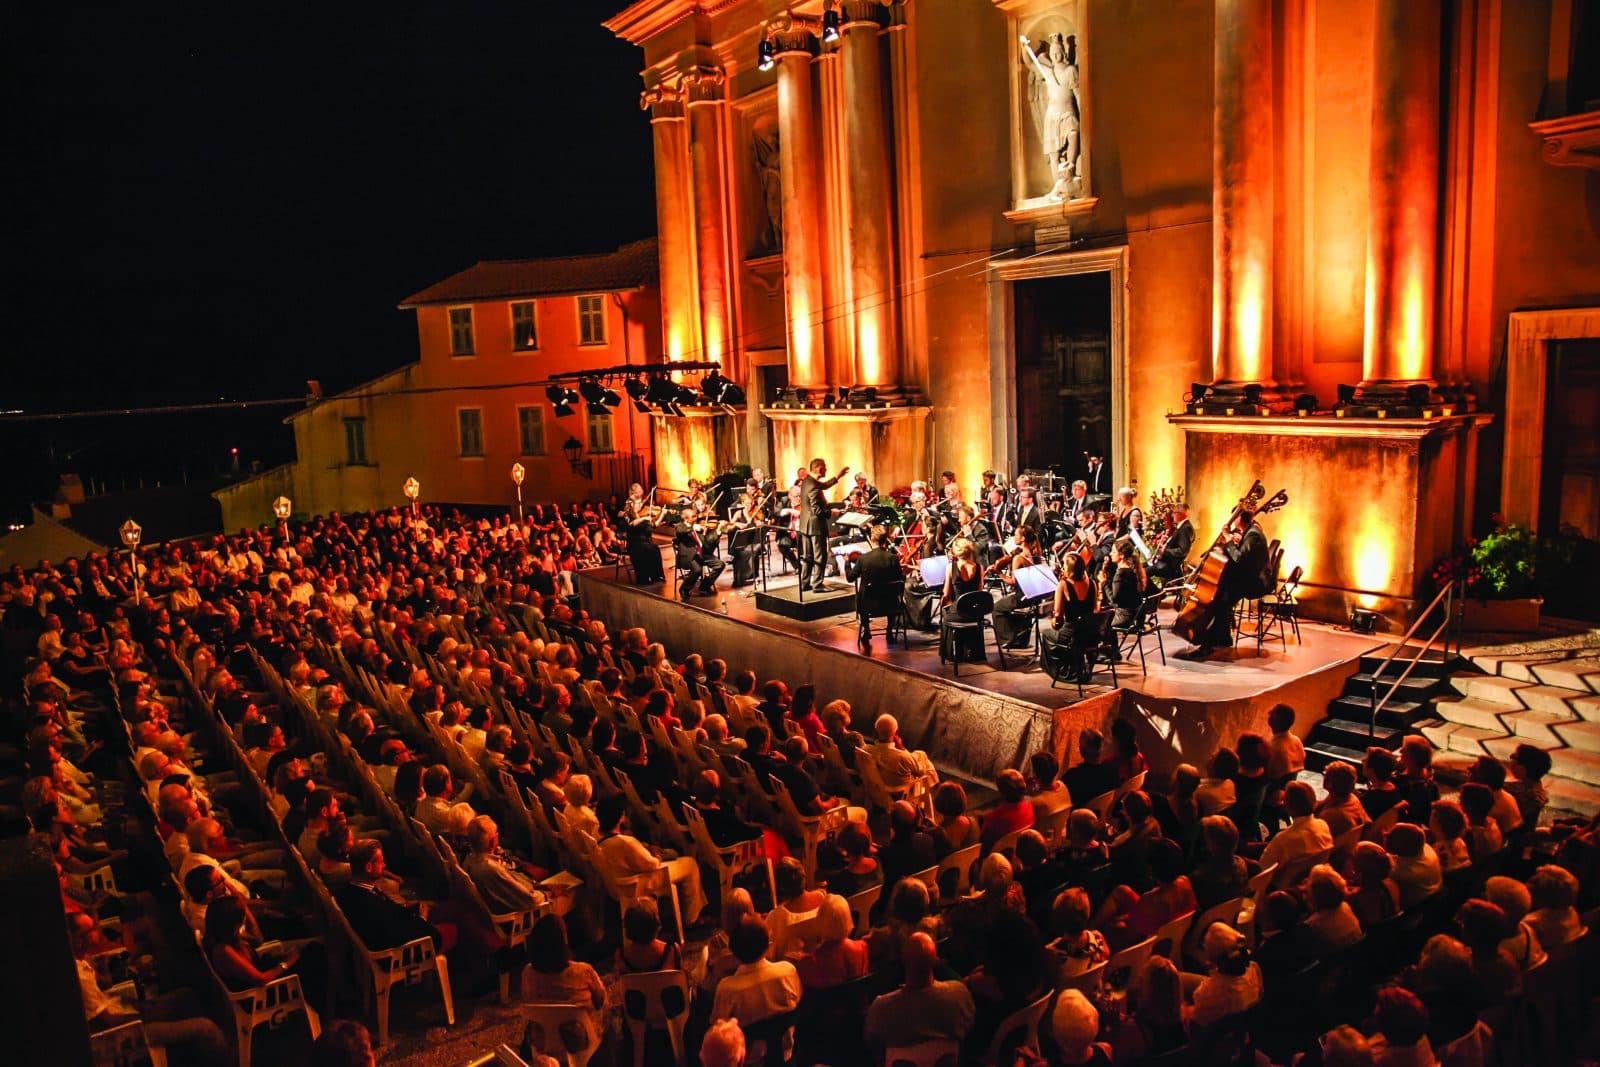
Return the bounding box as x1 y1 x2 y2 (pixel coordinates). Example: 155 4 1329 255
1060 809 1111 878
1231 732 1272 834
1094 838 1196 949
931 782 981 855
980 769 1035 851
1348 841 1402 928
1455 898 1524 1000
1458 783 1504 861
415 765 472 835
525 914 605 1045
864 932 975 1054
617 898 682 974
1190 815 1254 910
1396 736 1440 824
560 774 599 841
824 821 882 898
1154 763 1204 848
880 800 937 891
1360 747 1404 819
963 910 1051 1060
1368 985 1435 1067
1195 747 1239 817
866 714 935 793
1107 717 1147 784
335 841 453 953
1062 728 1117 806
1121 956 1188 1059
704 889 759 995
1467 754 1523 835
1386 824 1443 908
1315 760 1371 841
821 700 863 768
767 857 827 960
795 894 868 991
1482 875 1547 972
1252 892 1314 982
700 1019 747 1067
865 879 943 981
1525 864 1586 949
1187 922 1263 1028
704 714 746 756
1012 830 1065 929
1506 743 1552 830
1027 751 1073 823
595 795 707 927
1258 780 1332 870
1427 799 1473 872
1304 864 1363 950
712 917 803 1063
1402 935 1490 1048
203 895 324 1005
464 815 546 913
1049 886 1110 974
1265 703 1305 782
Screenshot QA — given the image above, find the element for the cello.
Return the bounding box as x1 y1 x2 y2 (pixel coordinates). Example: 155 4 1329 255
1171 482 1288 646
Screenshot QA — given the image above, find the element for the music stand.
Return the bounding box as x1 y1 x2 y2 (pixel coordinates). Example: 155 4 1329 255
917 555 950 589
1014 563 1057 603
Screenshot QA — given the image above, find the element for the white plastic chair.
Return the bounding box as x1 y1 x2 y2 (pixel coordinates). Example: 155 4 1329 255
884 1039 959 1067
615 969 692 1067
522 1003 603 1067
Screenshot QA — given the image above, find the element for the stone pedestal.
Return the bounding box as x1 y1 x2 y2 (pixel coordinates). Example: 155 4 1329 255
1169 413 1490 628
759 406 930 499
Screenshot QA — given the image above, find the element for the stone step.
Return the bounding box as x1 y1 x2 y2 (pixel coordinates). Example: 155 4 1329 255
1305 743 1368 772
1309 720 1405 753
1420 721 1505 756
1553 719 1600 754
1432 697 1510 732
1329 695 1427 729
1352 671 1446 701
1544 776 1600 819
1448 673 1536 708
1483 735 1531 762
1574 694 1600 723
1516 684 1600 718
1549 747 1600 787
1500 709 1580 747
1471 651 1553 683
1531 658 1600 694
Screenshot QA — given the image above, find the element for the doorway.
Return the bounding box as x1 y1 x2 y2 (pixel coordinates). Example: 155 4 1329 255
1013 271 1113 480
1540 340 1600 540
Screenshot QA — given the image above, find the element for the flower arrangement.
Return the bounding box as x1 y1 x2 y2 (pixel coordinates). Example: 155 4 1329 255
1470 521 1538 599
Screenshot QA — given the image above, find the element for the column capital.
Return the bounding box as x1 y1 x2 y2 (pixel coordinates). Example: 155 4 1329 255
640 82 686 122
682 65 726 106
840 1 889 30
767 17 820 60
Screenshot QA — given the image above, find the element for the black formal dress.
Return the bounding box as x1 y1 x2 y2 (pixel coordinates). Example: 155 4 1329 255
943 561 985 661
623 502 665 584
1041 577 1099 680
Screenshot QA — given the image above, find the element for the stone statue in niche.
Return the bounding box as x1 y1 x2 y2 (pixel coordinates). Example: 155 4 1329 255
752 129 783 253
1020 31 1081 200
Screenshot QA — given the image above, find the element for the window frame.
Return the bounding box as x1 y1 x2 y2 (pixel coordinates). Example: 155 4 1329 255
585 408 615 454
447 305 476 357
517 405 547 456
510 300 538 352
342 417 368 466
576 294 608 347
457 407 485 458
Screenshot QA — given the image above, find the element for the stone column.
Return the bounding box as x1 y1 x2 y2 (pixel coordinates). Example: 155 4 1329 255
684 66 737 383
1210 0 1275 394
643 83 701 365
1357 0 1442 399
773 27 829 393
841 1 900 391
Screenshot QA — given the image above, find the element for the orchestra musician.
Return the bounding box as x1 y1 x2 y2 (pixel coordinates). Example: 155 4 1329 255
775 486 803 573
1183 508 1270 655
749 467 777 499
622 483 666 585
679 478 708 511
1062 479 1091 524
846 471 879 510
1149 501 1195 582
1041 553 1100 682
845 525 902 648
1106 539 1147 629
798 458 849 593
673 512 726 598
727 490 765 589
1085 453 1109 495
989 525 1044 649
1014 488 1044 536
1114 487 1144 538
941 537 985 662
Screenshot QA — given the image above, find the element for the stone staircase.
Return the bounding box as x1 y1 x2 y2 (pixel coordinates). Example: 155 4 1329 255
1304 648 1463 771
1418 632 1600 817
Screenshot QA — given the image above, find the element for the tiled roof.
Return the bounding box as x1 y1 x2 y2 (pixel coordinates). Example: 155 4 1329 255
399 237 658 307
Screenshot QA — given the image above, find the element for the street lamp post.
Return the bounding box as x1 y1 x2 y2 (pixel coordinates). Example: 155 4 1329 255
403 476 420 520
272 495 292 540
510 462 526 522
119 518 143 605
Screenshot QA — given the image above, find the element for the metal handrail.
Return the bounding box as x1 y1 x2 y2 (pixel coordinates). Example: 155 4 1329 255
1369 578 1463 738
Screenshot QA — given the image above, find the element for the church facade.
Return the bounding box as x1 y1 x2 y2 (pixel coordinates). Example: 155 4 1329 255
606 0 1600 625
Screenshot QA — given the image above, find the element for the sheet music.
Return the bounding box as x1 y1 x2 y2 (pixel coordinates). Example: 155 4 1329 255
1130 528 1153 562
918 555 950 588
837 512 874 527
831 541 871 562
1014 563 1057 601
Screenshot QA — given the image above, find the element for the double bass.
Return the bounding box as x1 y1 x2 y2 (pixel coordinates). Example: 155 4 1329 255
1171 481 1289 646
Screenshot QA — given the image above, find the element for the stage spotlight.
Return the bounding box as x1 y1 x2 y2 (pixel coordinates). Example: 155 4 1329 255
644 376 675 406
578 380 606 405
554 401 575 418
1337 383 1357 406
720 382 746 405
758 38 775 71
632 399 652 414
1293 393 1318 414
822 6 840 42
1350 607 1381 634
792 388 810 406
624 377 648 401
545 385 566 405
600 388 621 408
1189 382 1210 403
701 371 727 401
1241 384 1263 406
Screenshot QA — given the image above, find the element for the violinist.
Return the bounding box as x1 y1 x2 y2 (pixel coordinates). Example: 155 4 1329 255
846 471 879 510
775 486 803 573
673 511 726 598
990 525 1044 650
1041 553 1099 682
1149 501 1195 582
1106 539 1147 629
749 467 777 499
941 537 986 663
845 526 901 648
622 483 666 586
727 491 764 590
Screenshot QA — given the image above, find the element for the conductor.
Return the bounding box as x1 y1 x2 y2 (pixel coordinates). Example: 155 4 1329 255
798 457 849 593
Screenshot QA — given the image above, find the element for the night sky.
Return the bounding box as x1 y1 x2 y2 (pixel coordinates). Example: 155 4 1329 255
1 3 654 522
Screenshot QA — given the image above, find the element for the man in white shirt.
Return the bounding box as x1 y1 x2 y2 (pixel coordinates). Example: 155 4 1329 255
595 797 707 925
1257 781 1333 872
71 913 228 1062
463 816 546 914
725 671 762 735
867 714 936 793
713 916 802 1062
416 765 474 835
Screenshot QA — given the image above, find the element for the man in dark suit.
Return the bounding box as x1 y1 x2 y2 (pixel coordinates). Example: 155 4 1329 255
1150 502 1195 582
1084 454 1108 495
1014 489 1044 535
846 526 904 647
673 516 726 598
1191 508 1270 652
336 841 451 952
799 457 849 593
1061 480 1091 524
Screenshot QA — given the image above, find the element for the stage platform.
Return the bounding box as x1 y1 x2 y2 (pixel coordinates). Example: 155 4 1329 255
579 548 1388 784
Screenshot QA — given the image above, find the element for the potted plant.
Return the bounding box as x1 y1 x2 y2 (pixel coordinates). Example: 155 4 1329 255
1460 522 1543 632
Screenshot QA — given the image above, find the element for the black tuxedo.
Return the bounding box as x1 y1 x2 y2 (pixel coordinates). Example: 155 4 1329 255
1015 504 1043 534
799 472 844 591
1085 462 1109 494
1062 494 1091 524
673 522 725 596
1151 519 1195 579
848 547 904 641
